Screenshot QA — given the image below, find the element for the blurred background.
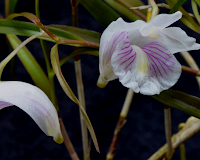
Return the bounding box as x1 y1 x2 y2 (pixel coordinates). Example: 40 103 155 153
0 0 200 159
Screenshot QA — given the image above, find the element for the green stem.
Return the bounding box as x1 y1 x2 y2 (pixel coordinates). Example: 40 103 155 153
5 0 10 17
106 89 134 160
35 0 41 19
35 0 57 109
0 33 42 80
71 0 89 159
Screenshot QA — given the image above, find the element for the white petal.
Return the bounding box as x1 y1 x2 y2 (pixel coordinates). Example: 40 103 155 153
111 40 182 95
99 31 128 85
98 18 147 84
159 27 200 53
147 11 182 29
0 81 63 144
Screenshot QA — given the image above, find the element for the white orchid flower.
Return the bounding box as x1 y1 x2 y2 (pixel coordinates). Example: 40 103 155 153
0 81 63 144
97 11 200 95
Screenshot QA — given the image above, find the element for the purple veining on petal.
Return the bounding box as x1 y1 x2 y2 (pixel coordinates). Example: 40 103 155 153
147 42 168 51
106 31 126 64
118 48 133 56
121 44 130 50
125 54 137 70
151 63 158 78
0 101 13 108
120 53 136 66
147 54 163 78
145 50 174 71
118 52 132 61
142 48 175 64
142 45 172 58
23 96 55 127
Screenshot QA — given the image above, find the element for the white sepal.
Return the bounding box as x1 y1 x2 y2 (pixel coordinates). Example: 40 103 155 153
0 81 63 144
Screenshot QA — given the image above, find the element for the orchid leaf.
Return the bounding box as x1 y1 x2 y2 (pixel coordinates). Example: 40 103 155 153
6 34 51 98
192 0 200 24
50 44 99 152
166 0 200 33
0 19 100 46
195 0 200 7
78 0 119 28
5 0 19 16
169 0 187 13
152 90 200 119
48 25 101 44
104 0 146 21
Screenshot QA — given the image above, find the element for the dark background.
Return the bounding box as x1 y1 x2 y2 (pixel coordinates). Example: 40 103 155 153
0 0 200 159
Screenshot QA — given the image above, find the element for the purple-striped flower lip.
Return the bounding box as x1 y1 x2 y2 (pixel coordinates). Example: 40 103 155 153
98 11 200 94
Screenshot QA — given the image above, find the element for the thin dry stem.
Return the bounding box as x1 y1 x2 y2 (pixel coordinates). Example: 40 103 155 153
182 65 200 76
106 89 134 160
180 51 200 90
59 116 80 160
131 3 194 18
164 105 173 159
71 0 89 159
148 117 200 160
75 60 88 160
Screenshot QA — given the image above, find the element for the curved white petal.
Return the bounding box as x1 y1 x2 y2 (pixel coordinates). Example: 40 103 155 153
0 81 63 144
111 40 182 95
147 11 182 29
98 31 129 87
98 18 147 87
159 27 200 53
140 11 182 38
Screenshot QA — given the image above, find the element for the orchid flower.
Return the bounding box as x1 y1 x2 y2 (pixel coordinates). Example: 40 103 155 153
0 81 63 144
97 11 200 95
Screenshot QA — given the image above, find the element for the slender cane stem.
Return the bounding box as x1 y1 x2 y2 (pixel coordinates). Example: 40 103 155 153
180 51 200 90
59 115 80 160
178 123 187 160
75 60 88 160
106 89 134 160
164 105 173 160
148 117 199 160
71 1 88 159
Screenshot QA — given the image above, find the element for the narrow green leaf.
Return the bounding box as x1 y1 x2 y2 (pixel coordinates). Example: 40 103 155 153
166 0 200 33
48 25 101 44
5 0 19 16
78 0 119 28
195 0 200 7
105 0 146 21
6 34 51 98
152 90 200 119
0 19 100 46
192 0 200 24
50 44 100 152
170 0 187 13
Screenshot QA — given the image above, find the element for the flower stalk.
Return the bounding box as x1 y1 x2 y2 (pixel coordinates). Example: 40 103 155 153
164 105 173 159
106 89 134 160
59 115 80 160
71 0 89 159
178 123 187 160
180 51 200 90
